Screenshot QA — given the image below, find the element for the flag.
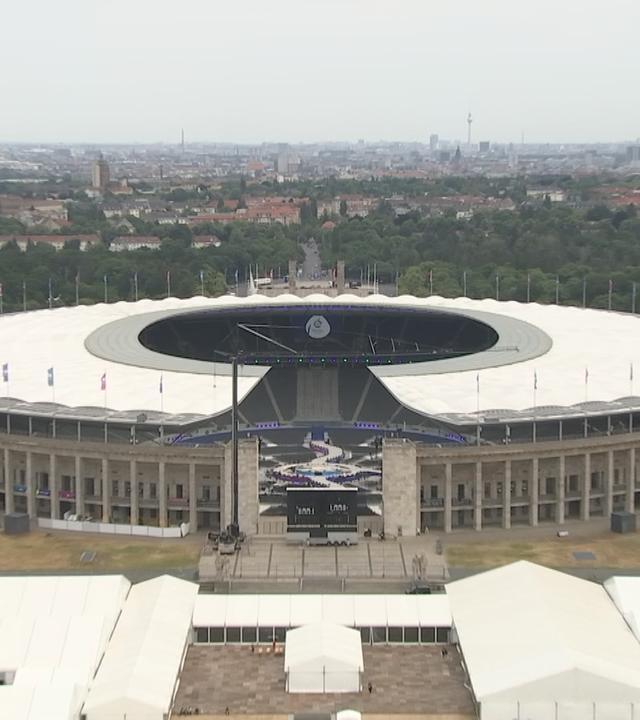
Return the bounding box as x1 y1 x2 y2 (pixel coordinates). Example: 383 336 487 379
199 269 204 283
0 283 3 298
47 367 54 387
159 375 163 394
631 363 634 382
476 372 480 391
534 370 537 391
585 367 589 384
100 372 107 391
234 268 239 283
609 278 613 292
2 363 8 383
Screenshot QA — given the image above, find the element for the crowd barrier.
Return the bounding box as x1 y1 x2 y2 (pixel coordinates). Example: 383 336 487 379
38 518 190 538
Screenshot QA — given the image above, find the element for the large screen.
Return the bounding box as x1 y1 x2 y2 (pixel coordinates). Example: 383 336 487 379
287 488 357 530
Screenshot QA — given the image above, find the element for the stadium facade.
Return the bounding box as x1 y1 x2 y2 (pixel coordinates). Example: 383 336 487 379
1 293 640 535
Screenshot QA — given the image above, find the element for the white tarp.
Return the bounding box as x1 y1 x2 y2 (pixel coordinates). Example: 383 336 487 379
285 622 363 694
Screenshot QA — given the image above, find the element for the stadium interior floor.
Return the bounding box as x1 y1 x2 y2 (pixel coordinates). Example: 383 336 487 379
172 645 474 717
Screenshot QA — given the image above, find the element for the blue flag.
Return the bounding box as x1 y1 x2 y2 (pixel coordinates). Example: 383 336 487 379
47 367 54 387
2 363 8 383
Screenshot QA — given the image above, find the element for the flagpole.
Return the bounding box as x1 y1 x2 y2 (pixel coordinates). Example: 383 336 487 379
584 367 589 438
476 373 480 446
134 271 139 302
555 275 560 305
533 370 537 443
22 279 26 312
630 362 635 433
159 374 164 441
633 282 637 314
608 279 613 311
526 273 531 303
495 274 500 301
463 270 467 298
75 273 80 306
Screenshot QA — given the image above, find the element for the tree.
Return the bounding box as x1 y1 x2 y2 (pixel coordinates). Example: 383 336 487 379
339 200 348 217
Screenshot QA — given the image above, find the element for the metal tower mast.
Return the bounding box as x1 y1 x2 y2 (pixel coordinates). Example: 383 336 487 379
467 112 473 147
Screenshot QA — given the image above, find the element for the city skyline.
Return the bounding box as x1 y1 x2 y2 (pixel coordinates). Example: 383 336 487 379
1 0 639 145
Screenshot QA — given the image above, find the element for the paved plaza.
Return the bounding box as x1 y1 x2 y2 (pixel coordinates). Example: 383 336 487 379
173 645 474 717
199 536 449 585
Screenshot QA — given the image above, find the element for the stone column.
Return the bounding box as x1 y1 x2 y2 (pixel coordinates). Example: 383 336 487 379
503 459 512 529
4 448 14 514
605 450 614 517
75 455 85 516
556 455 565 524
130 459 138 526
238 439 259 535
336 260 345 294
444 462 452 533
49 453 59 520
158 461 167 528
25 451 35 518
288 259 297 291
382 439 419 537
529 457 539 527
474 461 482 531
189 463 197 530
101 458 110 522
582 453 591 521
627 447 636 513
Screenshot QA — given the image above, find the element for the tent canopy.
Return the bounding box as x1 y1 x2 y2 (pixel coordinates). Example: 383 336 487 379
284 622 363 694
447 561 640 703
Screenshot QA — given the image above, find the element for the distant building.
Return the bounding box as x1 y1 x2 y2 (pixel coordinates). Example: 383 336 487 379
0 234 99 251
626 146 640 164
526 189 567 203
429 134 439 152
92 155 110 191
478 141 491 153
192 235 221 249
109 235 162 252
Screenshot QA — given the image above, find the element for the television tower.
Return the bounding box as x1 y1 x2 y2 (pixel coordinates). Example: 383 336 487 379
181 128 185 153
466 112 473 147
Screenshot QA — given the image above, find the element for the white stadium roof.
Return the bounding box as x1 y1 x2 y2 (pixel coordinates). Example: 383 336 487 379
2 293 640 422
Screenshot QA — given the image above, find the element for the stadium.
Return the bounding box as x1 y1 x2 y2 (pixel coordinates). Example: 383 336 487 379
1 292 640 536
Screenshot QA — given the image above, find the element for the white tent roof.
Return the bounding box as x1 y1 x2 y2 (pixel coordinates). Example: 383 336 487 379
4 294 640 420
83 575 198 720
447 561 640 701
284 622 363 673
604 576 640 642
0 575 130 720
192 593 451 629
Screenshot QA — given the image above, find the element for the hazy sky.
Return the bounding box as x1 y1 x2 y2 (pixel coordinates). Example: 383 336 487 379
1 0 638 144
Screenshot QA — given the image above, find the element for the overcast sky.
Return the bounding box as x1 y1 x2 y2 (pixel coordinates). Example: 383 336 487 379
1 0 638 145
